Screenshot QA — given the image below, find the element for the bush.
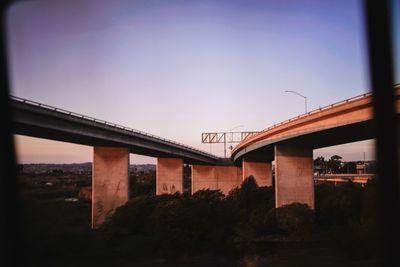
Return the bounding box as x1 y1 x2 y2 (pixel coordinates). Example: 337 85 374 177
103 190 238 257
228 176 275 253
273 203 314 235
129 171 156 197
150 189 236 255
331 218 379 259
315 181 363 227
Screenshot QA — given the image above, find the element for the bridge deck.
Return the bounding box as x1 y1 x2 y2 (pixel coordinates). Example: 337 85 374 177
10 96 222 165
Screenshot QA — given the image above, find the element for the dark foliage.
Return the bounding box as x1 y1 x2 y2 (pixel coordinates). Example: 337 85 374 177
183 164 192 193
103 176 278 257
315 181 363 226
129 170 156 197
274 203 314 235
315 180 379 259
21 172 380 264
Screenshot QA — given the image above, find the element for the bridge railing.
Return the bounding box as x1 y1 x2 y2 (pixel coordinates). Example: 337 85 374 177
10 95 218 159
249 91 373 140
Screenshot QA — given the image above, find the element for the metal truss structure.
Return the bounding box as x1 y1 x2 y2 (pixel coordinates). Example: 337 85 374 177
201 131 259 157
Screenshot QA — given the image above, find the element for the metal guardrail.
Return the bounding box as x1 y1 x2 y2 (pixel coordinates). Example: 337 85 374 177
10 95 218 159
242 91 374 142
265 92 372 132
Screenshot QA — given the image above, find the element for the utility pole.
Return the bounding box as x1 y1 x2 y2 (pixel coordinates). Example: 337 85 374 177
223 133 226 158
364 152 366 174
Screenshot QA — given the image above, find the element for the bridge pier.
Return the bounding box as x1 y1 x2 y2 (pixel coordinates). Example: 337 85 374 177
92 147 129 228
156 158 183 195
274 144 314 209
191 165 242 195
242 159 272 186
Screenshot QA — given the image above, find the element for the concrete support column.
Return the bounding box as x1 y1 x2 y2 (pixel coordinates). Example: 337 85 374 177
242 159 272 186
92 147 129 228
156 158 183 195
191 165 217 193
217 166 242 194
191 165 242 195
274 144 314 209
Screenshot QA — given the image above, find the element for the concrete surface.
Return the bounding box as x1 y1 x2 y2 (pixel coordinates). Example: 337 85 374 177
232 88 400 163
192 165 242 195
274 144 314 209
92 147 129 228
242 159 272 186
156 158 183 195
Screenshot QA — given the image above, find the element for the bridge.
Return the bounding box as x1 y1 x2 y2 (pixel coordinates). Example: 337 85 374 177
10 85 400 227
11 96 224 227
229 84 400 209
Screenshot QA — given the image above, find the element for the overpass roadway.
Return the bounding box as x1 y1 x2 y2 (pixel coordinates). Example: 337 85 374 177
10 95 225 227
230 84 400 209
232 85 400 164
11 86 400 226
10 96 220 165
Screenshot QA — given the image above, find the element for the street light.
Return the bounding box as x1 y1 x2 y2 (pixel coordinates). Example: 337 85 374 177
219 125 245 158
284 90 308 113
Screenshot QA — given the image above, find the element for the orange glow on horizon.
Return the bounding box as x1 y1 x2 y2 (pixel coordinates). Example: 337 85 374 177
13 135 157 164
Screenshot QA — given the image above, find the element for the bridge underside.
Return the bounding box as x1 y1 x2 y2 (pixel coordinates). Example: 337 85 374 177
12 104 219 165
232 116 400 209
232 119 385 164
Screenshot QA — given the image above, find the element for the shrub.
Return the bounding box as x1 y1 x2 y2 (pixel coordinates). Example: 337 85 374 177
227 176 274 213
315 181 363 227
129 171 156 197
361 178 378 220
102 193 181 238
228 177 276 253
274 203 314 235
103 190 238 257
331 218 379 259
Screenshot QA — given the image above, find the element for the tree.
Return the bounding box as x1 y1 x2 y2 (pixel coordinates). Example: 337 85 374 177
328 155 342 174
341 161 357 173
314 156 325 174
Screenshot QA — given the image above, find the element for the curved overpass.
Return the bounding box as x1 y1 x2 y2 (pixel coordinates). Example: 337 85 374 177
232 85 400 164
231 85 400 209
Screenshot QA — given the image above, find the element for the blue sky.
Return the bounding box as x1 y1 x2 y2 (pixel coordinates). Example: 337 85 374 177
7 0 399 163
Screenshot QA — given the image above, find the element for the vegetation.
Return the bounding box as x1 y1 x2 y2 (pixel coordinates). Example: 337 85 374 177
102 176 378 260
129 170 156 197
314 155 369 174
19 171 380 266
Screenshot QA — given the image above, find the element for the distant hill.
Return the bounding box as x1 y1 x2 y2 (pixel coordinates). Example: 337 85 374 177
129 164 156 173
20 163 156 174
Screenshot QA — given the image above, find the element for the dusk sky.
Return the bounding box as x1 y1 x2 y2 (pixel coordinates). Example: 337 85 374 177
6 0 400 164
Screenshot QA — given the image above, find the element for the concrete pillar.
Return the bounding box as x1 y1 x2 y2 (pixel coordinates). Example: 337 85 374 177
242 159 272 186
156 158 183 195
92 147 129 228
217 166 242 194
192 165 242 195
191 165 217 193
274 144 314 209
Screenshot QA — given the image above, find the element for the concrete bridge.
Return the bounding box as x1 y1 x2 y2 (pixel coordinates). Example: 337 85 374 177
10 85 400 227
11 96 224 227
231 85 400 209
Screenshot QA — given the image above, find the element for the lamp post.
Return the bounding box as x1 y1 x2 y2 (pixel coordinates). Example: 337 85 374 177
221 125 244 158
284 90 308 113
